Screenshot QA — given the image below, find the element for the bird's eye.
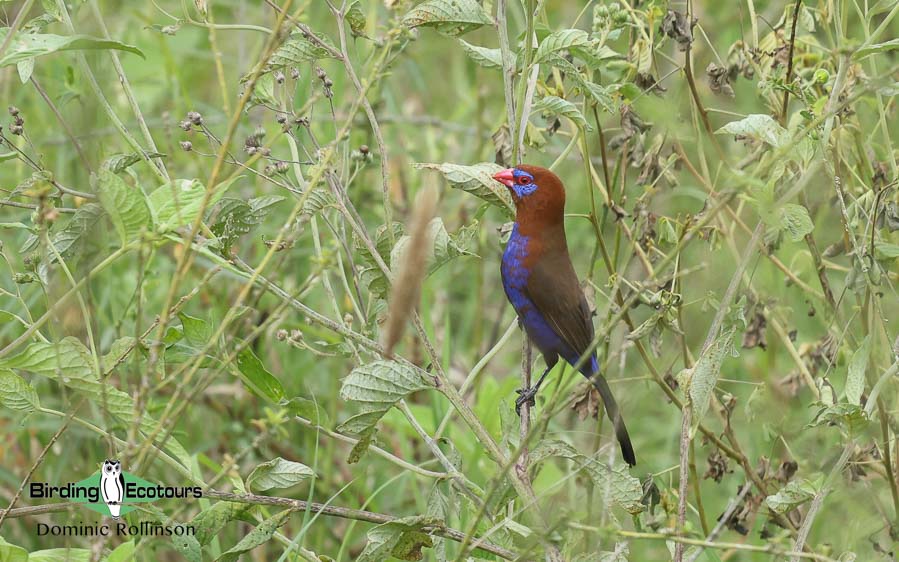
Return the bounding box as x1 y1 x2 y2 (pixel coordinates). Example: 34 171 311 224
518 176 532 185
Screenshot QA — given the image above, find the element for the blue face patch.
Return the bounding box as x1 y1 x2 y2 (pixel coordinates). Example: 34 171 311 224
511 169 537 198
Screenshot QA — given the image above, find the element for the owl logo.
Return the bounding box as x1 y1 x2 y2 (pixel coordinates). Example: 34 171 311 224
99 459 125 518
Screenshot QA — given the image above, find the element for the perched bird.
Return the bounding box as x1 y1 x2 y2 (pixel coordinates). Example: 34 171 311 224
493 165 636 466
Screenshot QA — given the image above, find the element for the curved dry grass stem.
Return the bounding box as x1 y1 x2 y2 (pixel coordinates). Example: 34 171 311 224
382 184 438 357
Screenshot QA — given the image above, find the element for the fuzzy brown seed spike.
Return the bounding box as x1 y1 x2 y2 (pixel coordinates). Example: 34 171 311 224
382 185 439 357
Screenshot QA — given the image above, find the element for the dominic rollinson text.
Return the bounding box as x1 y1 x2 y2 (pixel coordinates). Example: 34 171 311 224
37 521 195 537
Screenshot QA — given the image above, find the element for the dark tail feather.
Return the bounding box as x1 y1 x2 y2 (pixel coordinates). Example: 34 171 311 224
587 372 636 466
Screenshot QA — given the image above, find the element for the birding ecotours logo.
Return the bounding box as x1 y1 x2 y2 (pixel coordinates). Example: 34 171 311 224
29 459 203 518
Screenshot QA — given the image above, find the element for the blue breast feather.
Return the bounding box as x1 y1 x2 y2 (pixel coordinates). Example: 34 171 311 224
502 224 580 366
501 224 599 376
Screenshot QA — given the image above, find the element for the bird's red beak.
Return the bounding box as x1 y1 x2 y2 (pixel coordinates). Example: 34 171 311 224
492 168 515 188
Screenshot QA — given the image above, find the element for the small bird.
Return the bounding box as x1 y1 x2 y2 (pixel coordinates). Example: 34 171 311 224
493 165 636 466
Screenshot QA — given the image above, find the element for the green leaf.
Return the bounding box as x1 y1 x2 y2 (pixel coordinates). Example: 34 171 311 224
530 440 644 514
0 336 94 379
217 508 293 562
48 203 105 258
179 313 211 347
402 0 492 37
677 327 736 438
106 541 136 562
235 347 285 403
192 502 253 546
874 242 899 260
716 114 787 147
281 395 331 427
548 57 615 113
458 39 503 69
808 403 869 432
94 169 152 244
209 195 285 254
0 369 40 412
101 152 166 174
17 58 33 82
532 95 593 131
533 29 590 64
301 188 337 216
0 28 144 67
346 1 368 37
171 533 202 562
853 38 899 60
778 203 814 241
357 515 439 562
353 222 403 299
765 476 821 514
413 162 514 212
247 457 314 491
844 335 870 406
102 336 136 374
338 361 432 439
268 32 340 67
389 218 477 277
148 176 238 233
0 537 28 562
28 550 90 562
0 338 191 467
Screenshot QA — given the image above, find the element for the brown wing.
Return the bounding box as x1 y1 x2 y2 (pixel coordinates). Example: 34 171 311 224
524 248 594 360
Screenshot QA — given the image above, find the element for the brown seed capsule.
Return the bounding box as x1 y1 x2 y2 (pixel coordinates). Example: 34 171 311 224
187 111 203 125
275 160 289 173
359 145 370 155
290 68 300 80
179 120 192 131
8 106 19 117
275 71 285 84
11 125 23 136
180 141 193 151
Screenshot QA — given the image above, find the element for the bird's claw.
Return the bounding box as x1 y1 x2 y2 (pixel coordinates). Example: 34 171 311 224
514 387 538 416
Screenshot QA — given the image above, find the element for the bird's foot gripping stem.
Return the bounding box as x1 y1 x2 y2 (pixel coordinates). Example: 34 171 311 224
514 386 538 416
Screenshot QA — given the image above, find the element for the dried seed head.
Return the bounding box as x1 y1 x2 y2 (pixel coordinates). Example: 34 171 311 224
315 67 327 80
8 106 19 117
276 329 288 341
10 125 23 136
14 115 24 126
359 144 370 155
276 114 287 124
180 141 193 151
187 111 203 125
290 68 300 80
264 164 275 176
179 120 192 131
294 116 310 127
381 185 439 357
275 160 289 173
275 70 285 84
